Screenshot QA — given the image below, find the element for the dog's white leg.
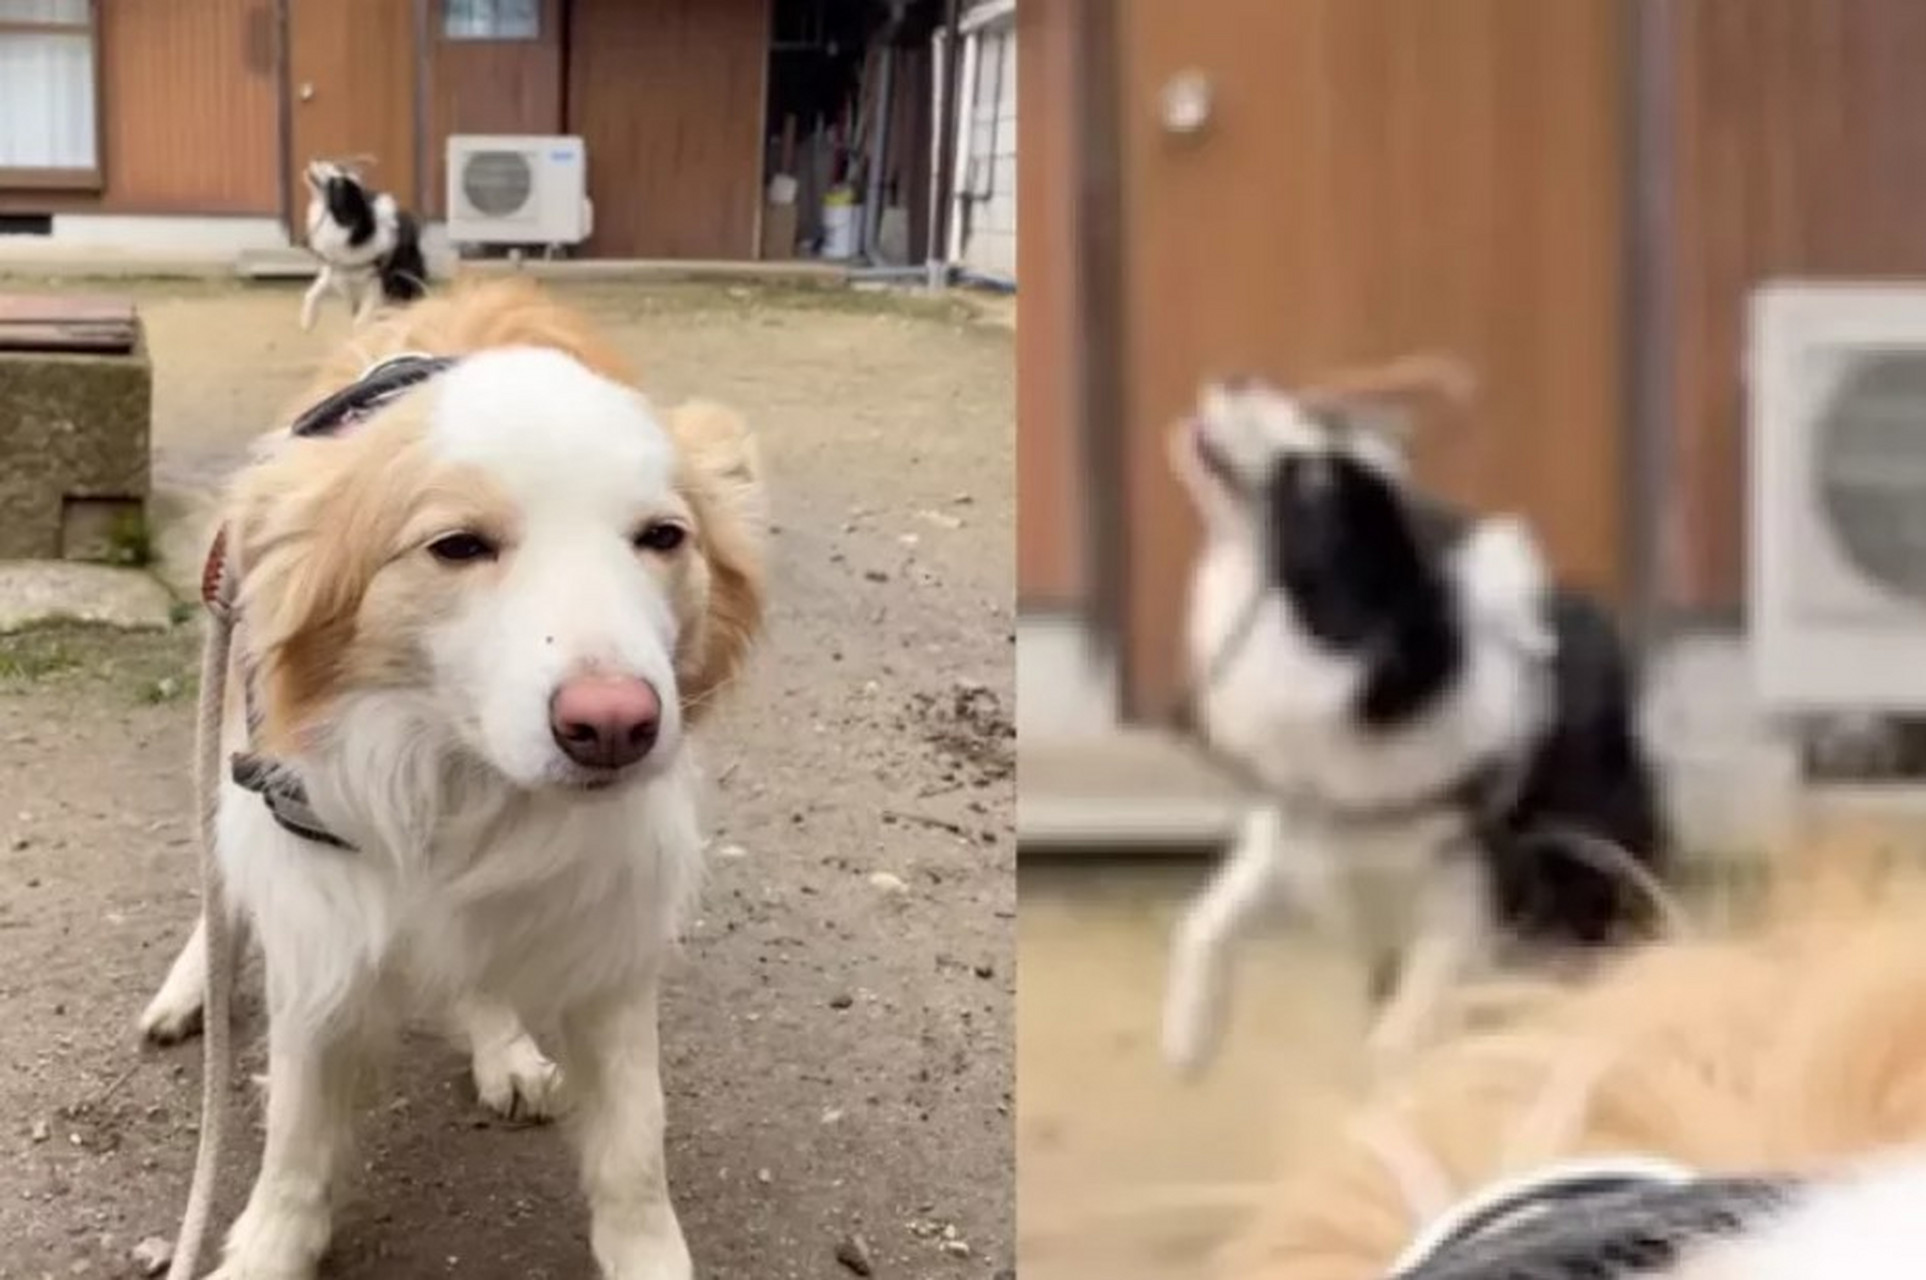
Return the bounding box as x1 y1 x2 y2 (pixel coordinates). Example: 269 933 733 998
560 986 692 1280
1367 848 1492 1070
299 271 328 333
351 276 380 328
1162 805 1346 1077
213 1000 379 1280
459 994 564 1122
139 909 247 1044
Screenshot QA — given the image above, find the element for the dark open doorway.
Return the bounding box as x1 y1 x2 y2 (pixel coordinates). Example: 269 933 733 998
760 0 943 264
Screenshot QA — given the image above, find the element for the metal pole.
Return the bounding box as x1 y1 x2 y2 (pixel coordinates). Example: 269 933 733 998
863 38 896 262
926 0 963 288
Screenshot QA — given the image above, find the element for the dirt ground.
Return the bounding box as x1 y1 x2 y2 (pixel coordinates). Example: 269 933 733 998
0 280 1014 1278
1016 862 1368 1280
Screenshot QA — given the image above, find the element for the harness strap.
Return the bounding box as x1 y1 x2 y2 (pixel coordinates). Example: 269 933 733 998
289 351 454 438
1386 1159 1795 1279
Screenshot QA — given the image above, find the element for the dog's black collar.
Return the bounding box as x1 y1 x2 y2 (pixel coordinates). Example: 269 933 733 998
1388 1159 1795 1279
229 753 355 852
289 352 455 439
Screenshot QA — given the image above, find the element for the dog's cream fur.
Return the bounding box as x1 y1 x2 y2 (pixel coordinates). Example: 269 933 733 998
1219 844 1926 1280
139 279 765 1280
1162 380 1554 1077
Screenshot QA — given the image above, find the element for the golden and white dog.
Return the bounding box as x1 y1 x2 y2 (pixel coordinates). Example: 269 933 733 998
137 279 765 1280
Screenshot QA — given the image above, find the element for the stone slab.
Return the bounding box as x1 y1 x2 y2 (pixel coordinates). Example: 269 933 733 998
0 560 176 633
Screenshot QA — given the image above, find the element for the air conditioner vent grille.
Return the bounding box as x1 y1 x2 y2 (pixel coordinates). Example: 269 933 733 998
1816 347 1926 602
461 151 535 218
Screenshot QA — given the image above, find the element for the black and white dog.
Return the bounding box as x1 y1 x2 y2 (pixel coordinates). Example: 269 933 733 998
299 159 428 332
1162 367 1667 1077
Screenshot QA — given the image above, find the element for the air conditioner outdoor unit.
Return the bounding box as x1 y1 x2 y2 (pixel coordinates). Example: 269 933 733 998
445 134 592 250
1750 280 1926 713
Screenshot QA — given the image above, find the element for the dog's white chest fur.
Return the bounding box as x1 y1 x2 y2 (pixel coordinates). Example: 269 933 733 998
307 191 397 268
1678 1152 1926 1280
215 737 704 1035
1188 514 1553 812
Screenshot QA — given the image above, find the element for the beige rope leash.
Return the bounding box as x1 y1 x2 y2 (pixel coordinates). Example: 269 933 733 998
166 531 239 1280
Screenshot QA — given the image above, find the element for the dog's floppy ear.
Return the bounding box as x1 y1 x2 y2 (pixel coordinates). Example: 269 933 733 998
1300 354 1477 441
670 400 767 722
227 428 425 751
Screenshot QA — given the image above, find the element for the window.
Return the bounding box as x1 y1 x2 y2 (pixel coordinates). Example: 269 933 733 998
443 0 540 41
0 0 98 185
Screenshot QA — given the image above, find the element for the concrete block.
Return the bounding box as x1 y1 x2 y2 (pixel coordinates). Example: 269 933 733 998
0 302 152 563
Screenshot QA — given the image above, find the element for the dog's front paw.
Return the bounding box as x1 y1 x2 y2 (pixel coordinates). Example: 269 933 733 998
472 1032 564 1122
1160 996 1214 1081
595 1224 693 1280
211 1182 330 1280
1161 929 1226 1080
138 985 205 1046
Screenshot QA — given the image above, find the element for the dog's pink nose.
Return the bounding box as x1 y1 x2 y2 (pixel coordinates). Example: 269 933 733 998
549 676 661 770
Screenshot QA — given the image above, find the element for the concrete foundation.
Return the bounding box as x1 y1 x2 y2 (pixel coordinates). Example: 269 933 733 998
0 314 152 563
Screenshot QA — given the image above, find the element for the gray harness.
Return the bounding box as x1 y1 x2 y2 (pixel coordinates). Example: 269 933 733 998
200 352 457 853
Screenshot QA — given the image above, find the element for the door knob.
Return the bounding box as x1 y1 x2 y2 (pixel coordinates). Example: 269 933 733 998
1160 70 1213 136
299 82 316 102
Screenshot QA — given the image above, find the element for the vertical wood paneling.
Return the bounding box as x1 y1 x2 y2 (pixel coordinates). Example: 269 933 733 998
1015 0 1085 608
424 0 564 218
1664 0 1926 610
1113 0 1627 715
95 0 280 213
565 0 768 259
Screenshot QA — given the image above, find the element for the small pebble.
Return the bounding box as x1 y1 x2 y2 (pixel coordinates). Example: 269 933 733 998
867 871 907 894
131 1238 173 1278
834 1233 875 1276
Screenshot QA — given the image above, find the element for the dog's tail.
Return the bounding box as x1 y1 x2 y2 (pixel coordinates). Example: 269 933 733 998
380 211 430 304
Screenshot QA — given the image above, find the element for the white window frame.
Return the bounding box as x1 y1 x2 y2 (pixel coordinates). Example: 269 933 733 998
0 0 101 189
442 0 542 43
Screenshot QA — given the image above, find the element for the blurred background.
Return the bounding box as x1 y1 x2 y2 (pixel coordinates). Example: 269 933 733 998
1015 1 1926 1275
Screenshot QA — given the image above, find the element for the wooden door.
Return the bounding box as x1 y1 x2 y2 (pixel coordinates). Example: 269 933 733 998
284 0 420 234
1112 0 1630 716
565 0 768 258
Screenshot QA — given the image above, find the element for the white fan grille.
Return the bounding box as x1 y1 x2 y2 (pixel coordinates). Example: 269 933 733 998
1815 347 1926 602
460 150 534 219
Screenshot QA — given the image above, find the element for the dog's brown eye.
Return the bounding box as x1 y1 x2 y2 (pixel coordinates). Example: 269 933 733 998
634 522 687 554
427 532 498 564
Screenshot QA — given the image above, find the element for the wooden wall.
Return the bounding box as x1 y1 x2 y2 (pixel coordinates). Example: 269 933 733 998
566 0 769 259
1111 0 1628 714
425 0 565 218
0 0 280 215
1015 0 1088 609
1661 0 1926 612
